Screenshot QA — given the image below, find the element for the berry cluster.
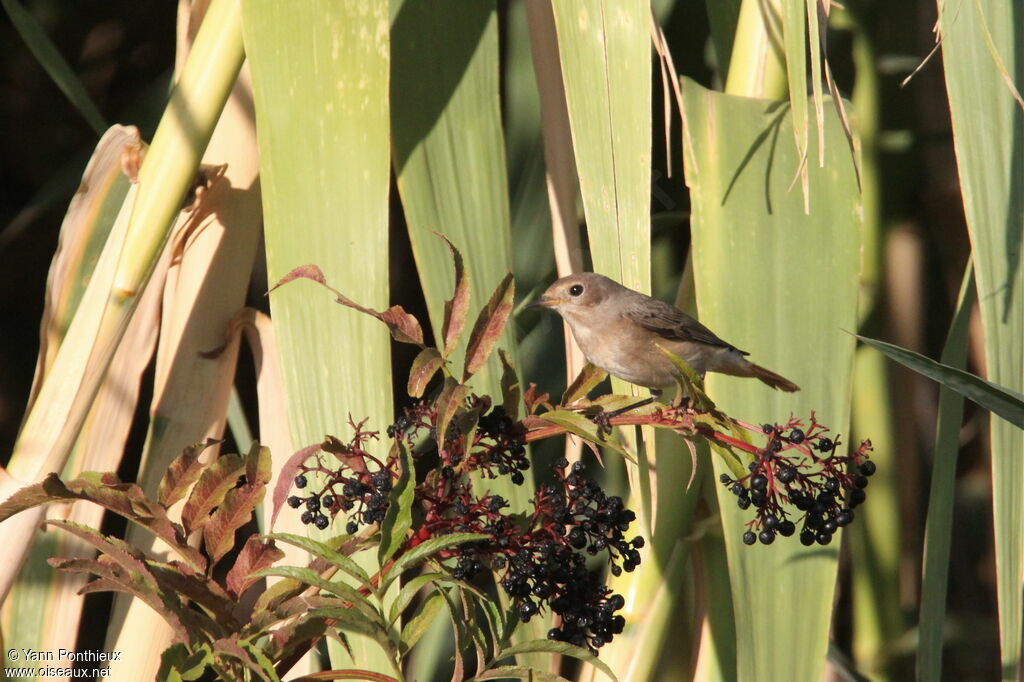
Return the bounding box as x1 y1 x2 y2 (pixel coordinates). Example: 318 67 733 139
287 419 395 534
717 414 875 546
286 400 642 655
423 459 640 653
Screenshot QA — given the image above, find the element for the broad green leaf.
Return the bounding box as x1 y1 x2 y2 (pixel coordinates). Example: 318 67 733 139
391 0 517 395
388 572 448 625
857 334 1023 429
918 262 975 681
243 0 392 673
378 440 415 565
684 76 861 682
549 0 652 290
940 0 1024 671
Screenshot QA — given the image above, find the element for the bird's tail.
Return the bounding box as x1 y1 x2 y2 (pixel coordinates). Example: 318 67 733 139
747 362 800 392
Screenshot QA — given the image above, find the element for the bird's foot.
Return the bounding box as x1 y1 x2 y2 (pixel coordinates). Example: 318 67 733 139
591 396 657 440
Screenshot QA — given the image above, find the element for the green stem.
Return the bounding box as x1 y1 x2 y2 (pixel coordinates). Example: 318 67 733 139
724 0 788 99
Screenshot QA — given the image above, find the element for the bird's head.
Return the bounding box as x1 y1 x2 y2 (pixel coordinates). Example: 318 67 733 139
529 272 617 318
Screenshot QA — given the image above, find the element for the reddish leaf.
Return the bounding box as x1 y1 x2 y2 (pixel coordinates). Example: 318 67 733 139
271 443 322 529
523 383 552 415
159 439 220 508
244 442 273 487
226 536 285 598
435 378 471 455
181 453 245 535
203 483 266 565
321 436 370 474
435 232 471 358
0 473 77 521
147 561 238 625
408 347 445 398
270 264 424 345
462 272 514 381
498 349 521 421
47 520 157 590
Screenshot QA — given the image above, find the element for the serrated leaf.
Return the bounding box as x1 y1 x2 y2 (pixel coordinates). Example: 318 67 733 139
158 642 213 682
47 519 156 590
378 439 415 565
145 560 236 623
399 590 447 654
408 347 445 398
496 640 617 681
226 536 284 598
498 349 522 421
253 567 384 626
561 363 608 406
212 636 274 682
437 231 472 358
857 334 1024 429
463 272 514 381
379 533 488 594
203 482 266 565
158 439 221 508
263 532 373 591
181 453 245 534
270 264 425 346
537 410 633 463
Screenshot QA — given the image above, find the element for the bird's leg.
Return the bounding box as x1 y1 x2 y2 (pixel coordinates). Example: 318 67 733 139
593 389 661 439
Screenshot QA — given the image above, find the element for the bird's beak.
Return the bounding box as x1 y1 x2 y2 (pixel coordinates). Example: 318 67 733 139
527 294 561 310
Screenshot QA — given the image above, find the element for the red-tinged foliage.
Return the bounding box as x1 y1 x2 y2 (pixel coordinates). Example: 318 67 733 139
180 453 245 534
270 442 323 529
159 439 221 508
436 231 471 358
407 347 445 397
271 264 425 346
462 271 514 381
203 482 266 565
226 537 284 598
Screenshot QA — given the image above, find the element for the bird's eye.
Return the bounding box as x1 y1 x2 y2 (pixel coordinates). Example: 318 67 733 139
569 284 584 296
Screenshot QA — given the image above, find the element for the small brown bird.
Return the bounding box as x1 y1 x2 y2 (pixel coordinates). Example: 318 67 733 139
532 272 799 395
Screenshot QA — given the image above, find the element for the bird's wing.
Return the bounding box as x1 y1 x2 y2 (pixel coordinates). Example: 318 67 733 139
623 297 749 354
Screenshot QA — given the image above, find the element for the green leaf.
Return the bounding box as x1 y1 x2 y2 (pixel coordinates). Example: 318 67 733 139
157 642 214 682
939 0 1024 670
252 566 383 626
463 272 515 382
654 344 716 410
918 263 974 680
495 640 618 681
263 532 373 591
408 347 445 398
684 75 861 682
857 334 1023 429
379 533 488 595
470 666 572 682
399 590 447 654
537 410 634 463
1 0 107 134
387 572 449 626
378 440 415 565
560 363 608 406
